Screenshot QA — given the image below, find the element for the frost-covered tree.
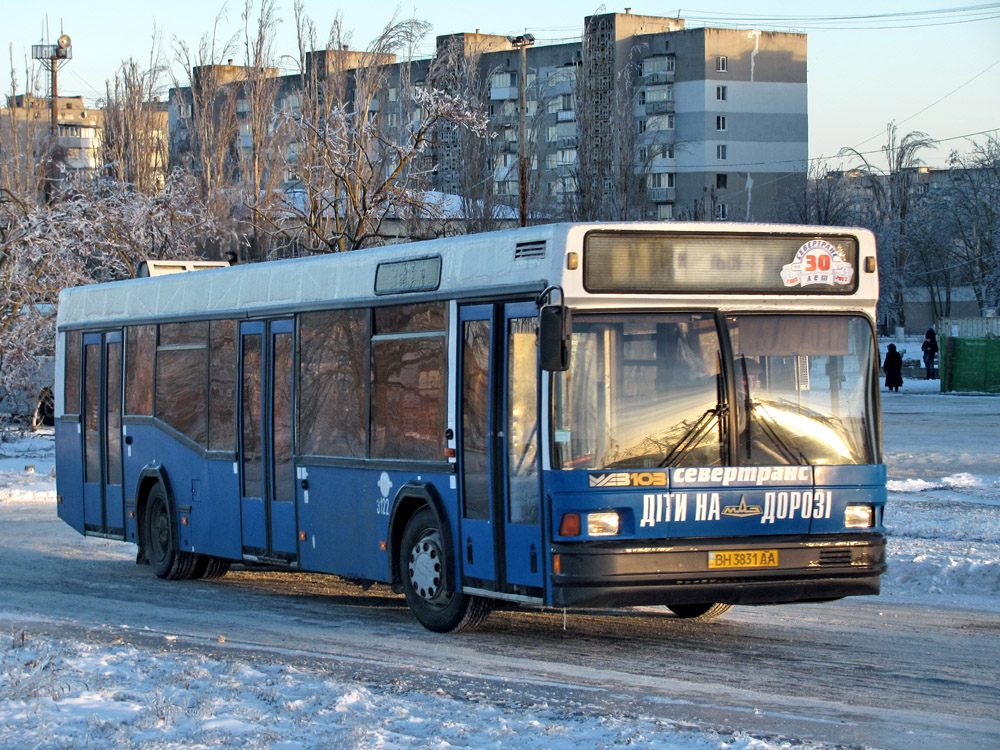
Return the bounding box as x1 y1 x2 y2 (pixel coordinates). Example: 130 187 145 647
0 171 227 420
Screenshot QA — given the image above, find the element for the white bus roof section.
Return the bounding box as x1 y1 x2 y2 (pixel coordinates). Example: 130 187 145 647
56 222 878 329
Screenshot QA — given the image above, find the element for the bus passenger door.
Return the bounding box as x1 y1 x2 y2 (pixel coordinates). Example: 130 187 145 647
457 303 544 593
501 304 544 590
81 330 125 537
239 319 297 562
457 306 497 584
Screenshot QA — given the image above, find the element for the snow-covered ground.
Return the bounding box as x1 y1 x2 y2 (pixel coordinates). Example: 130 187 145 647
2 384 998 748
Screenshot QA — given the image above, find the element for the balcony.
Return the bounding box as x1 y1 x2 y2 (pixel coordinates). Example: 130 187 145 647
640 71 675 85
644 100 675 115
648 187 676 203
556 110 576 122
490 86 518 101
58 136 95 149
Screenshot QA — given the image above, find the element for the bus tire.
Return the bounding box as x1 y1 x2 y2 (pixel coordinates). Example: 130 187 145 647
144 484 197 580
667 603 733 621
191 555 231 580
400 507 493 633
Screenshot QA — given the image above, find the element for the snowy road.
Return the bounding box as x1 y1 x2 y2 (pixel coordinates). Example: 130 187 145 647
2 386 999 749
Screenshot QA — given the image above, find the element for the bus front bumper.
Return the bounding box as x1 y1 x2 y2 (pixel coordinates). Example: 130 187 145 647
550 533 886 608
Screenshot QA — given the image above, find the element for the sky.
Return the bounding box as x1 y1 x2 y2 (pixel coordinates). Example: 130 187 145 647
3 1 999 169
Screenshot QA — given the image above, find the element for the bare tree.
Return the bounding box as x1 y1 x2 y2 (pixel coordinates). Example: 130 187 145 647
945 134 1000 315
573 20 647 221
100 40 169 193
777 160 860 227
271 11 487 252
236 0 285 261
171 10 240 215
841 123 936 328
427 35 509 235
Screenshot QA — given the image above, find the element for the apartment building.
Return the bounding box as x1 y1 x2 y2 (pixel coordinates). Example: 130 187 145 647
169 11 808 223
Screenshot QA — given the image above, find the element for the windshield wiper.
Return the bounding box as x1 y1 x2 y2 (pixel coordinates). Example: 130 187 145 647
748 400 810 465
658 406 723 468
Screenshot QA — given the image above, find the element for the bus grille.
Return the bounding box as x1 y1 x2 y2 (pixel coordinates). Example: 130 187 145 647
818 549 853 566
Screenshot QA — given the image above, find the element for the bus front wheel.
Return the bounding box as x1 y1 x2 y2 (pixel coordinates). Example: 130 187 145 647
399 507 492 633
144 485 197 580
667 603 733 621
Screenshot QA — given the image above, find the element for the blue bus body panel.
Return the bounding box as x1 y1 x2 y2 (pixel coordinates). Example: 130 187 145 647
296 465 456 581
545 464 887 543
122 423 243 560
55 420 85 534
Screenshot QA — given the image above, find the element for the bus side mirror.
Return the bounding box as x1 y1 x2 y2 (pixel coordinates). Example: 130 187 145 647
539 304 571 372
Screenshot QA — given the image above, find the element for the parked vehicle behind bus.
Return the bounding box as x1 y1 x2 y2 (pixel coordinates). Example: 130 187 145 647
54 223 886 631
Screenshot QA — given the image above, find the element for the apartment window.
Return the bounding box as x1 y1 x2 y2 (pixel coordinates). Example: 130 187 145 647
657 203 674 220
716 85 727 101
644 85 674 103
646 114 674 131
716 144 728 160
639 55 676 76
715 203 729 220
647 172 675 189
716 56 728 72
716 116 727 131
716 174 728 190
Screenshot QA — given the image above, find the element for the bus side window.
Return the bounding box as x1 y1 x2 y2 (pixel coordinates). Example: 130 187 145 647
64 331 82 415
371 303 447 461
298 309 369 458
125 325 155 416
155 322 209 446
209 320 237 451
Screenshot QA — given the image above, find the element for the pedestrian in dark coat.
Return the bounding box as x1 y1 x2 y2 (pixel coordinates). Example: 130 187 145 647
921 328 938 379
883 343 903 392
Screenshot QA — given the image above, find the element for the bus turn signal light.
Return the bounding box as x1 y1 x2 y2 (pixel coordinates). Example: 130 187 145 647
559 513 581 536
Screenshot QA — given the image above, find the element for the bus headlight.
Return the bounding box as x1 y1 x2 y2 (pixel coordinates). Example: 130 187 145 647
587 511 620 537
844 505 874 528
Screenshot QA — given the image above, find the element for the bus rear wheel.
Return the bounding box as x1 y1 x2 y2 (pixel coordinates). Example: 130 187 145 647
191 554 231 580
667 603 733 621
144 485 197 580
400 507 492 633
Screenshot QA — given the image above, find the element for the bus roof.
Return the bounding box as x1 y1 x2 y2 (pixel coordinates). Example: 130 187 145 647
56 222 877 330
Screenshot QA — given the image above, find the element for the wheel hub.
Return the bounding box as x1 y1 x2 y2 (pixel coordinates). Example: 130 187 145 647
408 532 444 602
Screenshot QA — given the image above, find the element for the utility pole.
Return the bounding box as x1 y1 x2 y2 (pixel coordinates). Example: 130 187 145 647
507 34 534 227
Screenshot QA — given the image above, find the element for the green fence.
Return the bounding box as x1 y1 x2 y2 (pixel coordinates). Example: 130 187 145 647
940 336 1000 393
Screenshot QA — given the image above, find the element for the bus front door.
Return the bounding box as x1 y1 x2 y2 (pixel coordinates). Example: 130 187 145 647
239 319 298 563
458 303 543 595
81 330 125 537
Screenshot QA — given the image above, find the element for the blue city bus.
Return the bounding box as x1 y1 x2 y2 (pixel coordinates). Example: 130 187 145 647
54 223 886 632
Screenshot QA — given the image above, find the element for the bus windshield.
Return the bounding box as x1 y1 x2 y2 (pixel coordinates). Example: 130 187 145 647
552 313 877 470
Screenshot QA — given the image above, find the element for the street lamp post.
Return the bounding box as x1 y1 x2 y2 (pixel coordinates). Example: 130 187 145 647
507 34 534 227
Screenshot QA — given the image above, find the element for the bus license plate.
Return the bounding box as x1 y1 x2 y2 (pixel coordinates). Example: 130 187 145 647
708 549 779 569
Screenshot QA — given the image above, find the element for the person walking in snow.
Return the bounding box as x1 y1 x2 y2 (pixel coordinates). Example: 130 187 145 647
883 343 903 392
921 328 938 379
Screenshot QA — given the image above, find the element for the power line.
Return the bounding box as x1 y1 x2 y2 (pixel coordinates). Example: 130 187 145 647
848 57 1000 150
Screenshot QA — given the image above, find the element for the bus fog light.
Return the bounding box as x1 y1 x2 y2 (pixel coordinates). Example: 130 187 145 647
587 512 620 536
845 505 874 528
